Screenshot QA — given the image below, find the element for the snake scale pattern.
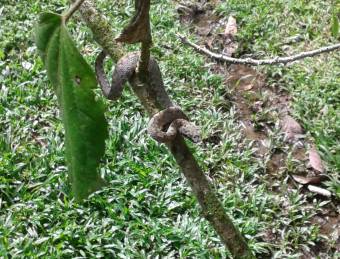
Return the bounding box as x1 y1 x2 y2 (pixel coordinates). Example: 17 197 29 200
95 51 200 143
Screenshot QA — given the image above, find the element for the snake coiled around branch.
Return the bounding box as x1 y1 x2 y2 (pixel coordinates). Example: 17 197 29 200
95 51 200 143
147 106 200 143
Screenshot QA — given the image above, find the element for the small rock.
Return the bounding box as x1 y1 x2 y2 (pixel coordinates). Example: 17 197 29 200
307 185 331 197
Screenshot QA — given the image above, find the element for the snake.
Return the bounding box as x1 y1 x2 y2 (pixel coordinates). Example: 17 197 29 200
95 51 200 143
95 51 139 100
147 106 200 143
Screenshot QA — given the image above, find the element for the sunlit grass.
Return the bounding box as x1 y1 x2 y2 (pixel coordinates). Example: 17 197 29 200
0 0 339 258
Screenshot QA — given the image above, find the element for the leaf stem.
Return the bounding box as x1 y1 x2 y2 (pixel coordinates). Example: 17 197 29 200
63 0 85 23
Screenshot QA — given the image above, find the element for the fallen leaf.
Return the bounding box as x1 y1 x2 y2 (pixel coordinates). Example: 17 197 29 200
224 16 237 37
308 147 325 173
281 115 303 141
116 0 151 43
292 175 322 185
307 185 331 197
242 84 253 91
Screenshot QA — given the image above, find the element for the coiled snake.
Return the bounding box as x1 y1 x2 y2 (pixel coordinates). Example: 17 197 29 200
95 51 200 143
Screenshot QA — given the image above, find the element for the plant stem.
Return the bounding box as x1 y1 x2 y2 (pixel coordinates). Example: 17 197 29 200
63 0 85 23
137 0 152 76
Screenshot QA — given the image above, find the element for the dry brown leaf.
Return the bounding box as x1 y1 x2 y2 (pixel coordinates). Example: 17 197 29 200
292 175 322 185
308 147 325 173
307 185 331 197
242 84 253 91
116 0 151 43
224 16 237 37
281 115 303 140
219 16 238 56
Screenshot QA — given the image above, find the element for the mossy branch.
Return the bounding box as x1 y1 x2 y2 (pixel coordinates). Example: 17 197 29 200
70 0 123 61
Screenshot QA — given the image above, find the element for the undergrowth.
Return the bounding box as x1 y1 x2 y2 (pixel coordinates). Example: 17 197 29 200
0 0 339 258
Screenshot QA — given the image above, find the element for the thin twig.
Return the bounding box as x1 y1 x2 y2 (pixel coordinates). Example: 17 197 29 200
63 0 85 23
178 34 340 66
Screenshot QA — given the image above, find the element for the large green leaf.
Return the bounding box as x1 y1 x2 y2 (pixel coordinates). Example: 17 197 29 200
35 13 108 201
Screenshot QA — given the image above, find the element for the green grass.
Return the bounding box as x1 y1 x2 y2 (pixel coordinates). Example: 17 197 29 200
0 0 339 258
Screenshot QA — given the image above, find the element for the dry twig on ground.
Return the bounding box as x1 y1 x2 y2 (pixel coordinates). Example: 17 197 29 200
178 34 340 66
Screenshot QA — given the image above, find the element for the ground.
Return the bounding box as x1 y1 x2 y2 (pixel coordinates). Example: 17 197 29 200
0 0 339 258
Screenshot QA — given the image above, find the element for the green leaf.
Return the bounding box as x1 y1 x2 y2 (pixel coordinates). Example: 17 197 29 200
35 12 108 201
331 12 339 38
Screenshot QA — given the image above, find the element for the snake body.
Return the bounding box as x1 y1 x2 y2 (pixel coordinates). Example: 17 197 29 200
95 51 139 100
95 51 200 143
147 106 200 143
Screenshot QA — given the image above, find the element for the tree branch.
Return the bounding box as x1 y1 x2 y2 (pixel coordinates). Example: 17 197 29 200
139 39 152 75
70 0 124 62
178 34 340 66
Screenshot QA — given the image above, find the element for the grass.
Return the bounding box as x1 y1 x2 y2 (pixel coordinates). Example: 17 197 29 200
0 0 339 258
